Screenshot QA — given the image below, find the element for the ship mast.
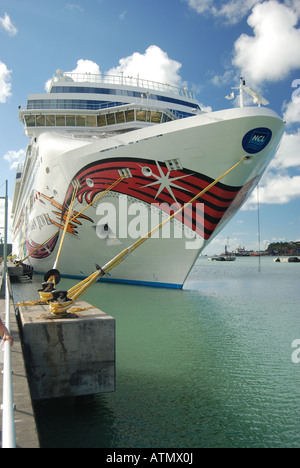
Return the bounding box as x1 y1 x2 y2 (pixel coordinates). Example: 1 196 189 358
231 77 246 108
231 77 269 108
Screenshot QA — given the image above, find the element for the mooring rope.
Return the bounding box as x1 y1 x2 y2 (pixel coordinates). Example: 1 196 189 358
53 180 79 270
46 156 248 315
17 157 248 316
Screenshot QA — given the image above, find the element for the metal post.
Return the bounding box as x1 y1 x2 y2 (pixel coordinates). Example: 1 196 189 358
3 180 8 285
2 276 16 448
0 181 8 284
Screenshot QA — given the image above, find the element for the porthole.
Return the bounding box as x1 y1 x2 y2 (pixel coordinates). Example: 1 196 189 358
142 167 153 177
86 178 94 187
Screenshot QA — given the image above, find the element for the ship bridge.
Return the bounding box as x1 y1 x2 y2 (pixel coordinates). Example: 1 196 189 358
19 72 202 137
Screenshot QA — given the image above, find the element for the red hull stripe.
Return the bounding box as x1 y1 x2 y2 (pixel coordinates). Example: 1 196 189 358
26 233 59 259
63 157 243 240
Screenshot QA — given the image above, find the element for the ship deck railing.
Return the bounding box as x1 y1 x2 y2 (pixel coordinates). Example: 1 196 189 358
52 72 195 100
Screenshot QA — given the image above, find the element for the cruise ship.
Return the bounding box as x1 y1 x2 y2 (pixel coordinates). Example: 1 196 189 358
12 71 284 288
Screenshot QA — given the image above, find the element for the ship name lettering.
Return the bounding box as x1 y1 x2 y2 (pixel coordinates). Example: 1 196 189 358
251 135 265 142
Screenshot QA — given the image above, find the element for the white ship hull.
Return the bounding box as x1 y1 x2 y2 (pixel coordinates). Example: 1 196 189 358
13 106 284 288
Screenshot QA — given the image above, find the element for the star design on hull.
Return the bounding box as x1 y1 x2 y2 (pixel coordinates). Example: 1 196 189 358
143 162 192 202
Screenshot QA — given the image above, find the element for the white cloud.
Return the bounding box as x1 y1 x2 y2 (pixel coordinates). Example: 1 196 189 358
270 130 300 169
185 0 261 24
0 13 17 36
186 0 213 14
46 47 204 111
243 171 300 209
107 45 184 87
283 100 300 126
69 59 101 75
261 173 300 204
0 61 12 103
232 1 300 84
65 4 84 13
3 149 26 170
52 46 186 90
211 70 236 87
119 10 127 21
215 0 261 23
45 59 101 91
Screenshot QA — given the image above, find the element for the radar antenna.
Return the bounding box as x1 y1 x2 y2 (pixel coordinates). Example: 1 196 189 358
230 77 269 107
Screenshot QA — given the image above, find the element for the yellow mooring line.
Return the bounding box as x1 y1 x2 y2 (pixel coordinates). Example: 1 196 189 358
53 180 79 271
46 156 248 317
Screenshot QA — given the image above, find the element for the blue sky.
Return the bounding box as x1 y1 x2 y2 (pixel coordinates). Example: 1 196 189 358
0 0 300 254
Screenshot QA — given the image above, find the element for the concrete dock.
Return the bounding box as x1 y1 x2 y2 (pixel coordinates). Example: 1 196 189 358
18 300 116 400
0 290 40 448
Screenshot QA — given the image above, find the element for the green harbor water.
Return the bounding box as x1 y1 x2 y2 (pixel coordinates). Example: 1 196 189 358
13 257 300 448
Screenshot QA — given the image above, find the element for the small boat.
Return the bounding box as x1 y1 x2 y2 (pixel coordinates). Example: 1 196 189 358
208 238 236 261
208 255 236 261
274 257 300 263
216 255 236 261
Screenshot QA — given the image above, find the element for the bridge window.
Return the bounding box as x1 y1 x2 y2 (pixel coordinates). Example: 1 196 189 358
25 116 36 127
162 113 171 123
97 115 107 126
151 111 161 123
66 115 76 126
116 111 125 123
46 115 55 126
56 115 66 126
86 116 97 127
36 115 45 126
76 115 86 126
107 113 116 125
136 110 146 122
125 110 134 122
23 109 174 130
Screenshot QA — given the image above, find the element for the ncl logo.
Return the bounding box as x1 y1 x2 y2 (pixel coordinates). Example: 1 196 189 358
242 127 272 154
